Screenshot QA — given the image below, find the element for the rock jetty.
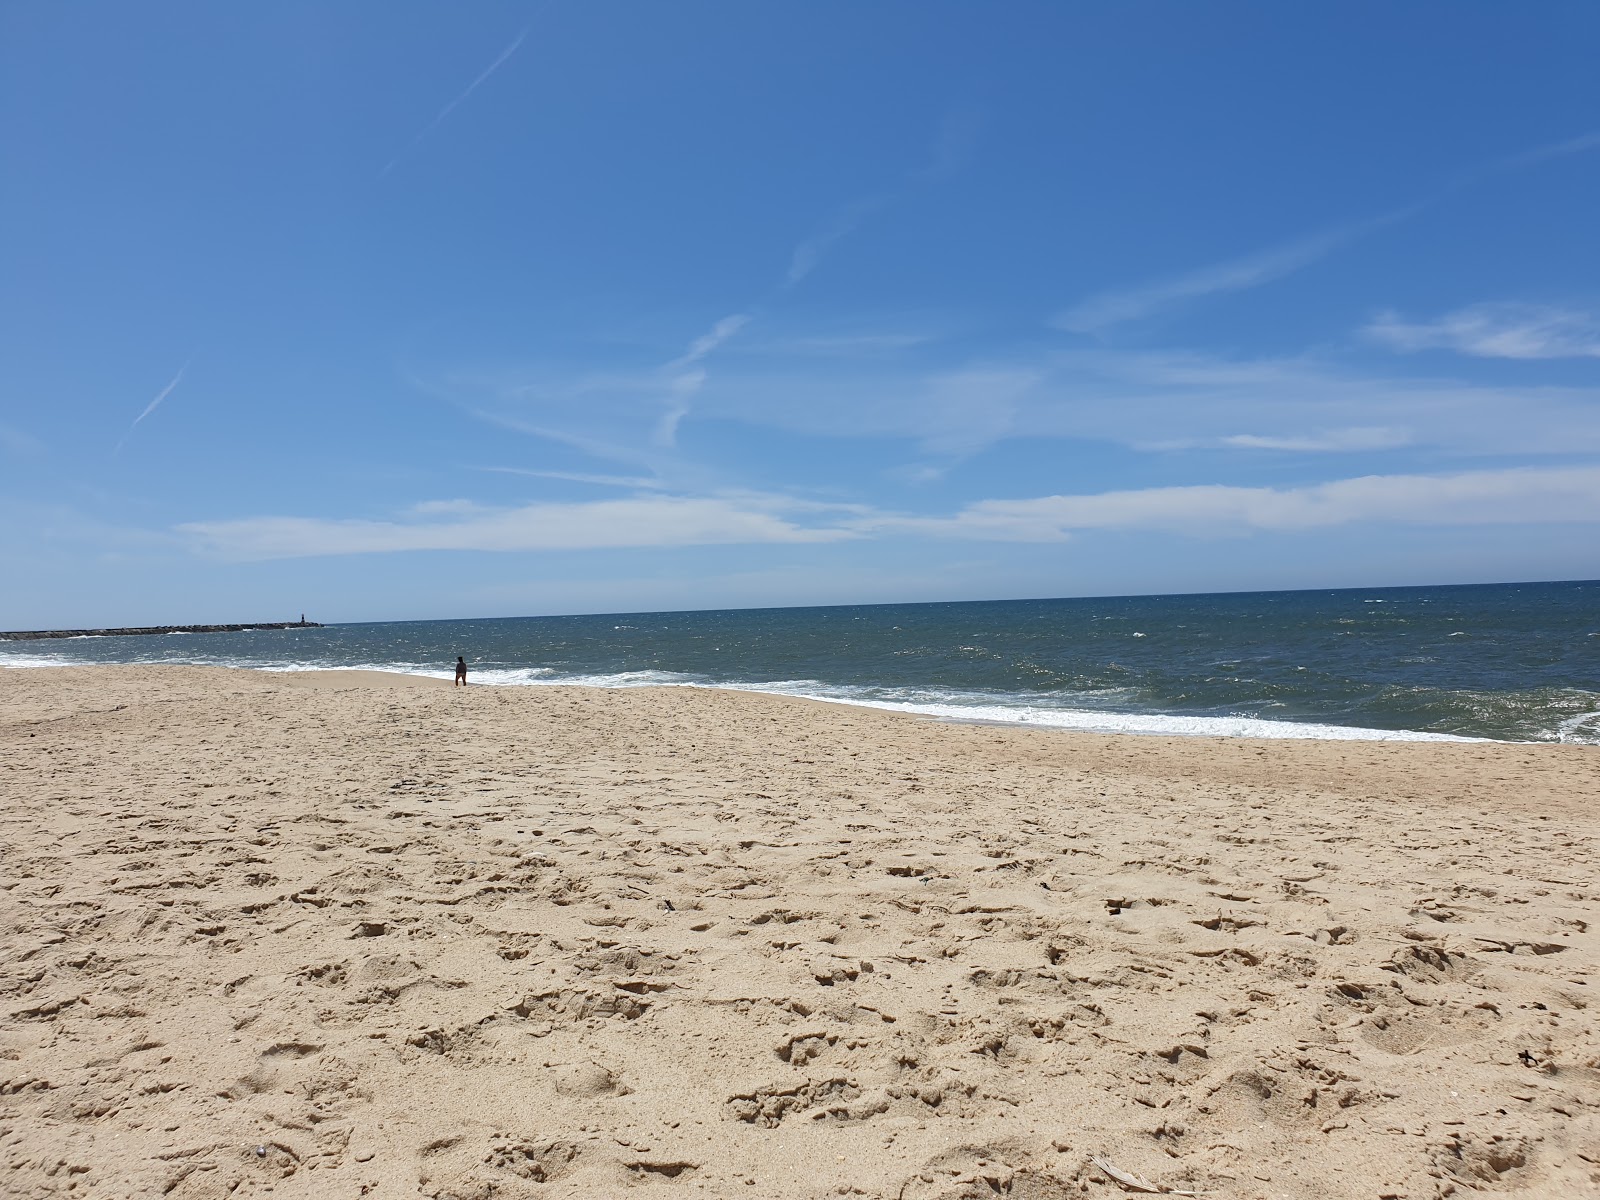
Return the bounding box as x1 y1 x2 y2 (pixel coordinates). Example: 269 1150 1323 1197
0 621 323 642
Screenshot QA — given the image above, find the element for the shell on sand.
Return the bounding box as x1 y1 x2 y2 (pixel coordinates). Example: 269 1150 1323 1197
1091 1154 1203 1195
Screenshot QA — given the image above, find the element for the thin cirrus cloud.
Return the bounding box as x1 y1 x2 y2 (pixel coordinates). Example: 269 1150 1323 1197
0 423 45 456
753 332 936 356
453 334 1600 496
178 465 1600 561
1366 303 1600 360
786 196 891 285
454 339 1600 491
1218 427 1412 452
681 343 1600 459
1482 129 1600 174
868 465 1600 541
179 493 861 561
440 117 972 472
476 466 667 489
1053 212 1412 334
784 112 976 286
1053 130 1600 335
667 314 754 372
639 180 913 448
655 312 753 447
612 117 974 451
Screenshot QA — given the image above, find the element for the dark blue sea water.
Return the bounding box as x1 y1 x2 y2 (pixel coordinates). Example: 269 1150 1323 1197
5 581 1598 743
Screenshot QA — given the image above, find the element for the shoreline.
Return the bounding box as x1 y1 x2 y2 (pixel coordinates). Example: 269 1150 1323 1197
2 662 1597 1197
0 658 1523 745
4 661 1595 809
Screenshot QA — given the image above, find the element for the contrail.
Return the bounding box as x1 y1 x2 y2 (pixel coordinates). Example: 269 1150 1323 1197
115 361 189 455
380 26 531 177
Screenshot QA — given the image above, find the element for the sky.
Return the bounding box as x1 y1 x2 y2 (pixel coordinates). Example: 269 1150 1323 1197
3 1 1600 627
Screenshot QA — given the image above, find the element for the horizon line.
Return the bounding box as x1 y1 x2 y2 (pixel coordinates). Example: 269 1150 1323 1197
270 573 1600 627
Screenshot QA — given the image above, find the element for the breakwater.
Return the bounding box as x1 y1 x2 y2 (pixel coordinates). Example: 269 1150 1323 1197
0 621 323 642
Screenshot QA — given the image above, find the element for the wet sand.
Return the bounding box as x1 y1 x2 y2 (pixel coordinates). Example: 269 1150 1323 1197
2 664 1597 1198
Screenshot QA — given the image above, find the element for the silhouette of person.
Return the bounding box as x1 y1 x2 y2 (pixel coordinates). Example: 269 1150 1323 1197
455 656 468 687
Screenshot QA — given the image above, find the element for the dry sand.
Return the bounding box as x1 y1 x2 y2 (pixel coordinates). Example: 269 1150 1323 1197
2 664 1598 1199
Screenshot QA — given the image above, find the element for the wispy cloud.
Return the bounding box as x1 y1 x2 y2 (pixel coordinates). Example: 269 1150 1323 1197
1366 303 1600 360
637 121 951 436
180 493 860 561
781 115 976 287
917 109 980 183
864 465 1600 541
913 367 1037 456
469 338 1600 472
655 312 752 445
1217 427 1411 452
667 313 754 371
1055 212 1411 334
786 196 890 285
1056 128 1600 335
449 115 972 464
380 25 531 177
648 197 889 438
410 498 485 516
752 331 935 356
0 423 44 457
115 361 189 455
454 125 1600 469
1487 130 1600 173
468 410 667 470
476 466 666 489
181 464 1600 560
0 498 182 559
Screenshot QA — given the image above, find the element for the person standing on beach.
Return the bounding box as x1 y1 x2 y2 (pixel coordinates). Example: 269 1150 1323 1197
454 657 468 687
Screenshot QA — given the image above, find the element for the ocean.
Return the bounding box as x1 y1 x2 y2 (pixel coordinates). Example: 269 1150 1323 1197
4 580 1598 744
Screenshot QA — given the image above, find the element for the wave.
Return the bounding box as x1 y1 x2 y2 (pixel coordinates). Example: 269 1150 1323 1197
3 648 1574 744
455 666 1478 742
1556 709 1600 743
0 650 80 668
694 681 1477 742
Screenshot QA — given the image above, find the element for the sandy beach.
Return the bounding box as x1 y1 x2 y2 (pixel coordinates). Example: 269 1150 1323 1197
2 664 1597 1199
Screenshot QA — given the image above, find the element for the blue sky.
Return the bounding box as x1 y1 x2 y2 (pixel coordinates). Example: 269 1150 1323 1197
4 1 1599 626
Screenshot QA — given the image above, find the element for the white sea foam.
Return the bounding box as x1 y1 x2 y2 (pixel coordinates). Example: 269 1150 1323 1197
0 650 79 668
1556 710 1600 744
0 650 1489 741
454 668 1480 741
711 684 1477 741
848 698 1475 740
